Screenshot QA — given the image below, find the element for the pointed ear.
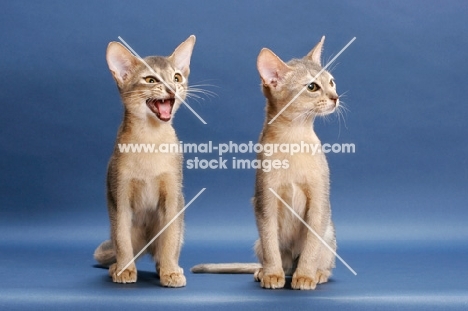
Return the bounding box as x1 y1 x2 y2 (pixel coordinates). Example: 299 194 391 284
169 35 196 76
306 36 325 66
106 42 140 85
257 48 291 88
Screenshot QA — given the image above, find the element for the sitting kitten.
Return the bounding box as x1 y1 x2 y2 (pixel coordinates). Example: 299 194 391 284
94 35 196 287
192 37 338 290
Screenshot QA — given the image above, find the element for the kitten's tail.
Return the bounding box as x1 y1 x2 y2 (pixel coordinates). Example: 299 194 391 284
94 240 116 266
190 263 261 274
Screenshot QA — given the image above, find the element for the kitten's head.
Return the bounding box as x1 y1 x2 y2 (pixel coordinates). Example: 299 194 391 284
106 35 196 123
257 36 339 121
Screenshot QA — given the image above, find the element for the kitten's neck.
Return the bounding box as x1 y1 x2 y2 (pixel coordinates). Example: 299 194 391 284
120 109 172 136
262 100 319 144
265 99 317 126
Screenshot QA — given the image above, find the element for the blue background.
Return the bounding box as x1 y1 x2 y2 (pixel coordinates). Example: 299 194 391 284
1 1 467 310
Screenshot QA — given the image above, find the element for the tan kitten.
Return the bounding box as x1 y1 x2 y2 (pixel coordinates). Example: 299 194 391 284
94 35 196 287
192 37 337 291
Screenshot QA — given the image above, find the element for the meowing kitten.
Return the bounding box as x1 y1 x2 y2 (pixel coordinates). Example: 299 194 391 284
94 35 196 287
192 37 338 290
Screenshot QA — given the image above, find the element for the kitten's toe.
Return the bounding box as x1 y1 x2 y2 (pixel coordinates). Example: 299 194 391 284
109 263 137 283
159 267 186 288
316 269 331 284
260 271 285 289
254 268 263 282
292 273 317 290
155 262 160 278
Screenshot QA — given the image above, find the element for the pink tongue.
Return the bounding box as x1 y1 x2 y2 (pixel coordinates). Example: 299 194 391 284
157 100 172 119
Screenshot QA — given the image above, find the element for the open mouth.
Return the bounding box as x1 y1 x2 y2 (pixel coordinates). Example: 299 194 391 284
146 98 175 122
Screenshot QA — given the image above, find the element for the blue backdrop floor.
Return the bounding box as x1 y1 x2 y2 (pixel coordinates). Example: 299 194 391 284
1 234 467 310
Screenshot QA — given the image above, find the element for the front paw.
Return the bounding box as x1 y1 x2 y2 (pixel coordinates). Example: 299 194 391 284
260 271 285 289
160 267 186 288
291 272 317 290
109 263 137 283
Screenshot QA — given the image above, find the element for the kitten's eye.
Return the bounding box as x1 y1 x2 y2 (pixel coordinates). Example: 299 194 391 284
144 76 159 83
307 82 320 92
330 79 335 87
174 73 183 83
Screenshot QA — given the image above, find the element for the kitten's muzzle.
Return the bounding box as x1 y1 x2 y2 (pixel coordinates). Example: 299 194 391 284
330 95 339 105
328 96 339 110
146 97 175 122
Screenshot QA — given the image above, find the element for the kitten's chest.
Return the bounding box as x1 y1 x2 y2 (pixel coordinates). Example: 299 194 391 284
117 125 182 178
261 126 328 182
123 151 181 178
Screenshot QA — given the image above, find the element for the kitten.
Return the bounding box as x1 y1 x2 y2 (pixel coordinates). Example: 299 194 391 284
94 35 196 287
192 37 338 290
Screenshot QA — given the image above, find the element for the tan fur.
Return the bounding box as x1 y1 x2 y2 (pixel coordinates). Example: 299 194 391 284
94 35 196 287
191 263 261 274
191 37 338 291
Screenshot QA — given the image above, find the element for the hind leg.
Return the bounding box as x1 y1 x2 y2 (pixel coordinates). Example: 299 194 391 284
254 267 263 282
253 239 263 282
315 251 334 284
315 222 336 284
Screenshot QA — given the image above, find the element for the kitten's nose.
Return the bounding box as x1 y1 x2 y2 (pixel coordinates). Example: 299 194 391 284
165 85 176 96
330 95 339 105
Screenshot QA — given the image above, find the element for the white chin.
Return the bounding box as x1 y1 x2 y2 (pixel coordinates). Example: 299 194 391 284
319 108 335 116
